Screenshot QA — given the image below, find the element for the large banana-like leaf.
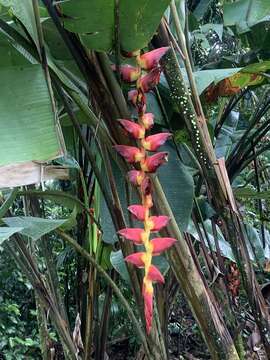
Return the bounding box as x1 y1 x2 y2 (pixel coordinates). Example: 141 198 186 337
0 64 62 167
61 0 170 52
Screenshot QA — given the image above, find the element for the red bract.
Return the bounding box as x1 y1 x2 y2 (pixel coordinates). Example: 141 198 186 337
142 133 172 151
127 170 145 186
137 47 169 70
125 252 145 267
148 215 170 231
142 281 153 334
114 145 144 163
150 237 177 255
118 119 145 139
141 152 168 172
141 113 154 130
128 89 146 112
141 176 152 195
111 64 141 82
147 265 165 283
118 228 144 244
128 89 138 105
137 68 161 92
128 205 146 221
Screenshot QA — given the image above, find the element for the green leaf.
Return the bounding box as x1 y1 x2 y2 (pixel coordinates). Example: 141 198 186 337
100 244 113 270
0 189 19 218
245 224 265 265
159 145 194 232
242 60 270 73
187 220 235 262
223 0 270 33
215 111 240 159
193 0 212 19
191 68 242 95
2 216 66 241
110 250 130 283
186 60 270 95
234 188 270 200
201 23 223 41
0 227 23 244
61 0 170 52
0 64 61 166
0 0 39 46
0 35 33 67
145 92 165 126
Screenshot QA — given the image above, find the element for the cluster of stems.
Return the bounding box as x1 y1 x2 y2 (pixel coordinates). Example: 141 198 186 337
113 47 176 333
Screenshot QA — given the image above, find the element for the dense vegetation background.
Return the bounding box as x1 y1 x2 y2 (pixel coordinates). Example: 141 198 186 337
1 0 270 359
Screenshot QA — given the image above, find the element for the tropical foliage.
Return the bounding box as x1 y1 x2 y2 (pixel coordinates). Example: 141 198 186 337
1 0 270 359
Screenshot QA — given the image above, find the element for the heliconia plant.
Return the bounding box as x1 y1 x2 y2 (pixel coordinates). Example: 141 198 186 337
113 46 176 334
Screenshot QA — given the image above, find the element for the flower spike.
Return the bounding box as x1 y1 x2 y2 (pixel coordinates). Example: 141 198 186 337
113 47 174 334
137 47 169 70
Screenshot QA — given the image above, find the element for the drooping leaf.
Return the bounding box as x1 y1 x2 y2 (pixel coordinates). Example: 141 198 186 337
0 64 62 166
0 35 34 67
215 111 240 159
61 0 170 52
2 217 66 241
193 0 212 19
158 144 194 232
204 61 270 101
0 189 19 218
187 219 235 262
0 227 23 244
183 68 242 95
245 224 265 266
110 250 130 283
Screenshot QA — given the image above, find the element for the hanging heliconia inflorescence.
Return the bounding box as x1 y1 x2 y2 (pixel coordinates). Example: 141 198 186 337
113 47 177 334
